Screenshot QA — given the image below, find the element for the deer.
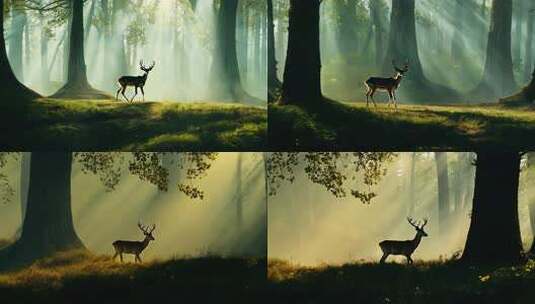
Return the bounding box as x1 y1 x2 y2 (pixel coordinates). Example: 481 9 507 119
112 222 156 263
116 60 156 103
379 218 428 265
365 60 409 109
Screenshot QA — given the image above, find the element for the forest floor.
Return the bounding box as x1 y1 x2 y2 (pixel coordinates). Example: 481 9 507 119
0 250 267 303
2 99 266 151
269 100 535 151
267 259 535 303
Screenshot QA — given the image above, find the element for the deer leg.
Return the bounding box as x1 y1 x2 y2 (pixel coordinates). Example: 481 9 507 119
380 253 388 264
119 253 124 263
407 255 413 265
388 91 394 107
130 87 138 103
370 89 378 108
121 87 128 102
116 86 123 101
112 250 119 260
140 87 145 102
393 91 398 109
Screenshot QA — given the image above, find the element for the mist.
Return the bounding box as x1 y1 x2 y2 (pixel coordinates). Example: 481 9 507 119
0 152 266 260
268 152 535 266
272 0 533 102
4 0 267 102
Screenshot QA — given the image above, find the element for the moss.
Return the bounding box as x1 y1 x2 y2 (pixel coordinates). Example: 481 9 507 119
269 100 535 151
3 99 266 151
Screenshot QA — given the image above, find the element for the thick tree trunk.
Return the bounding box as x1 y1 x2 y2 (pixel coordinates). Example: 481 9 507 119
281 0 322 105
474 0 516 98
51 0 108 99
369 0 386 69
0 0 39 101
435 152 450 233
382 0 424 81
267 0 281 102
0 152 84 270
460 152 523 265
211 0 251 103
8 5 25 82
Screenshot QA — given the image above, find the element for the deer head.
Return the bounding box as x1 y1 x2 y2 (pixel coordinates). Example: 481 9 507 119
392 60 409 76
407 217 428 238
138 222 156 241
140 60 156 75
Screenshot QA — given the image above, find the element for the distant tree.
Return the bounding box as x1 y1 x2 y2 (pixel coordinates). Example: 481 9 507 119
435 152 450 233
473 0 516 98
267 0 281 102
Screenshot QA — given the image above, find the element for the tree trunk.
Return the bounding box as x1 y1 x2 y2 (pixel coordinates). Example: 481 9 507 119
0 152 84 270
281 0 322 105
382 0 424 81
211 0 250 103
435 152 450 233
501 67 535 103
529 201 535 254
524 8 534 82
474 0 516 98
51 0 108 99
369 0 386 69
451 0 465 60
460 152 523 265
0 0 39 101
39 12 49 88
268 0 281 102
407 152 416 216
8 5 25 82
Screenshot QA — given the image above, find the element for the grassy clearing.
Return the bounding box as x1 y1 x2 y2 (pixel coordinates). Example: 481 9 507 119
0 250 266 303
269 100 535 151
2 99 266 151
267 259 535 303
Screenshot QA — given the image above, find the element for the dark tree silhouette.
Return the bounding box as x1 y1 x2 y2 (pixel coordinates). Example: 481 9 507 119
0 0 40 101
460 152 523 265
267 0 281 102
280 0 322 105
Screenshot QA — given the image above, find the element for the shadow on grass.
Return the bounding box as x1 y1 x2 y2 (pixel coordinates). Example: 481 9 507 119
2 99 267 151
267 259 535 303
269 98 535 151
0 250 267 303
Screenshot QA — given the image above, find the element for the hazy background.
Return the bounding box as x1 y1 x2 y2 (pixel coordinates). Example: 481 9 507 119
268 152 535 265
0 152 266 260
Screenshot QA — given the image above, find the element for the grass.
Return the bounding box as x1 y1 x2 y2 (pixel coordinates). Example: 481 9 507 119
267 258 535 303
269 100 535 151
0 250 267 303
1 99 266 151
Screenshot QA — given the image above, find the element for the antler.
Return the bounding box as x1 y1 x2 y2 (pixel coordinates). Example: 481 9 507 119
420 218 428 229
149 224 156 233
407 217 419 229
138 221 149 234
140 60 156 71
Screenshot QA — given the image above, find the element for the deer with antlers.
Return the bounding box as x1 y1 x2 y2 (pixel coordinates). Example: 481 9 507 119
112 222 156 263
379 218 428 264
116 60 156 103
365 60 409 109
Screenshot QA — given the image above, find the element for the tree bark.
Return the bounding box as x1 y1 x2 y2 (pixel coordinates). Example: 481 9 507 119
501 67 535 103
524 8 534 83
460 152 523 265
281 0 322 105
0 0 39 101
268 0 281 102
211 0 251 103
435 152 450 233
0 152 84 270
51 0 108 99
474 0 516 98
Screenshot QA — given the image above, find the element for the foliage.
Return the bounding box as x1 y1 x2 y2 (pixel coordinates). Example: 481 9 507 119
266 152 395 204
